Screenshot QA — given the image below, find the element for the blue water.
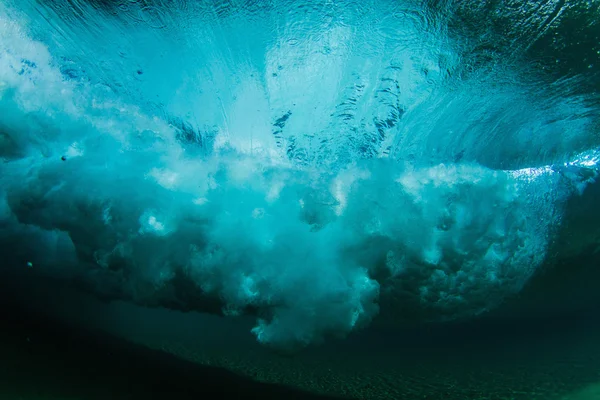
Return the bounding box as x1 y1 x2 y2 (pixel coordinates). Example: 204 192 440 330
1 2 600 396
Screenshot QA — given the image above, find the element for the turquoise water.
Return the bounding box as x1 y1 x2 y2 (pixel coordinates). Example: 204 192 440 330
1 0 600 398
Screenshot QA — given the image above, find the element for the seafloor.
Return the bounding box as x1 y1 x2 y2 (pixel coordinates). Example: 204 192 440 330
2 282 600 400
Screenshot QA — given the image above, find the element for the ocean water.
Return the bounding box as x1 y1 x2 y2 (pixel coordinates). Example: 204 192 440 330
1 0 600 399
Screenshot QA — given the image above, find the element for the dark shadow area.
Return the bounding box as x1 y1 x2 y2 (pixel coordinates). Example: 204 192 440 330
0 281 347 400
484 177 600 321
2 260 600 400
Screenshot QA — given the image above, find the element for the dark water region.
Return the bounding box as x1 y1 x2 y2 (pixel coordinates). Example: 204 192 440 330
0 284 344 400
2 258 600 400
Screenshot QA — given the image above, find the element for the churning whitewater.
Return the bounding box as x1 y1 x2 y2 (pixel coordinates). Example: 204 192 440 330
0 0 599 349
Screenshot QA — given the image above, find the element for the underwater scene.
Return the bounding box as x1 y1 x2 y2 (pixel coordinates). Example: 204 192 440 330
1 0 600 399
